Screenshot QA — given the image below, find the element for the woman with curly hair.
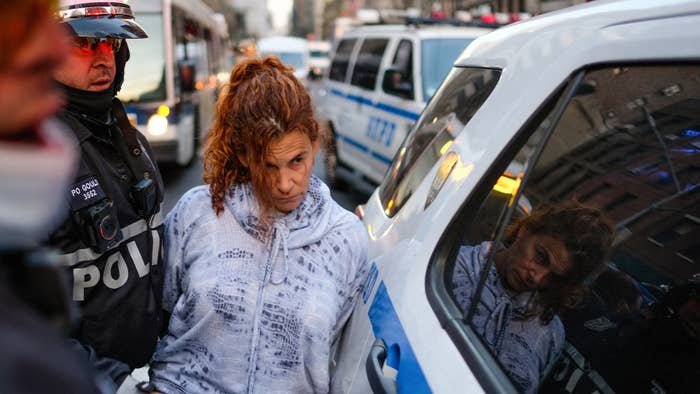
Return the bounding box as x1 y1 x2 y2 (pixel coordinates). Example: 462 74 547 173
149 56 369 393
451 200 614 394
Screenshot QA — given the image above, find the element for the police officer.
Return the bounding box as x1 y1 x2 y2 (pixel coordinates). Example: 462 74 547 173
0 0 102 392
46 0 165 389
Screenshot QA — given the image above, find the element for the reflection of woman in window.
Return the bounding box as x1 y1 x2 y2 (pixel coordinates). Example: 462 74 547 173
451 201 613 393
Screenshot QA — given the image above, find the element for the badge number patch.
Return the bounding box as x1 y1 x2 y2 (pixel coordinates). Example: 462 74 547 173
68 176 107 211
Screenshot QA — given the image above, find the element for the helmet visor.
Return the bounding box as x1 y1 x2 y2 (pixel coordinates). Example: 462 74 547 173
69 36 124 52
62 17 148 39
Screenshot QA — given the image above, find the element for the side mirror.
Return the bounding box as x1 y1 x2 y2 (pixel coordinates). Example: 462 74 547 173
382 68 413 99
179 61 196 93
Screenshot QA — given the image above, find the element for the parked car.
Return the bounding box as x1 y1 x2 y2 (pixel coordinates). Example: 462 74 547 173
256 36 309 80
331 0 700 393
316 22 495 188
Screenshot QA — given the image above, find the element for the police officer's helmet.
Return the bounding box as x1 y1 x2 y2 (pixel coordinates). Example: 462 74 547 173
57 0 148 40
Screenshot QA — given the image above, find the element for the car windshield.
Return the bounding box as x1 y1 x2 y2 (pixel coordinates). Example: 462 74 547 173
379 67 501 216
262 51 305 70
118 13 166 103
421 38 475 100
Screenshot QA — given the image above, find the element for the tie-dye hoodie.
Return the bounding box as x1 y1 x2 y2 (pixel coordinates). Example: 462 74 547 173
150 176 369 394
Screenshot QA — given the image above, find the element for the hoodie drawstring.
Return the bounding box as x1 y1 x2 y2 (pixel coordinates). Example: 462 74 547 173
269 222 289 285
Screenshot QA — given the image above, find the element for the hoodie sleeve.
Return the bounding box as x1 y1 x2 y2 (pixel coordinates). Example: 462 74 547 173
331 216 370 339
451 244 481 313
161 191 193 314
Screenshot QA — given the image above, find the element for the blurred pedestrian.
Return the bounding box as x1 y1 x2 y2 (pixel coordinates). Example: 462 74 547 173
0 0 101 392
149 56 369 393
45 0 166 390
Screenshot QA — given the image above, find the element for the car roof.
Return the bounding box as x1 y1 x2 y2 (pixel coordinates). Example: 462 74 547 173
342 23 495 39
257 36 307 51
433 0 700 213
449 0 700 152
456 0 700 68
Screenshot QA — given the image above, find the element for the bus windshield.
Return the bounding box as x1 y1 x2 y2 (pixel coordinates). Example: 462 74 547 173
119 13 166 103
421 38 475 100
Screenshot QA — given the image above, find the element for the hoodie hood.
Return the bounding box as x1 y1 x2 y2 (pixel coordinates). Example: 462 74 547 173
227 176 337 285
227 175 334 249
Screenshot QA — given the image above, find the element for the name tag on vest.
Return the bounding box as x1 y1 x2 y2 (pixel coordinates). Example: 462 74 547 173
68 176 107 210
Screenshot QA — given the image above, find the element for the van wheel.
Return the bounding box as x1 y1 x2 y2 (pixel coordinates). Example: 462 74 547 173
324 129 346 189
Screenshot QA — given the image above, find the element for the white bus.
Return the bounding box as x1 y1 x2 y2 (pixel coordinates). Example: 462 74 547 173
118 0 229 167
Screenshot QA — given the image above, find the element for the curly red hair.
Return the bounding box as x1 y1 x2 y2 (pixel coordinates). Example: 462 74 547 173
203 56 321 217
505 200 615 324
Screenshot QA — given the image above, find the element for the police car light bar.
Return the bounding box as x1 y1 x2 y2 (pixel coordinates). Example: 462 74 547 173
405 16 504 29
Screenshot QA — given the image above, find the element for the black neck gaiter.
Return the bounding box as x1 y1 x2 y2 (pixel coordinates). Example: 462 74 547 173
59 82 114 125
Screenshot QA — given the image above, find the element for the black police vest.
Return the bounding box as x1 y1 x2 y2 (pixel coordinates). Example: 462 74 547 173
48 102 165 369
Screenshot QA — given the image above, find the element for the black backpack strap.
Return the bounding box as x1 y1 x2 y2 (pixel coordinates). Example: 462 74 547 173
110 98 159 218
110 97 154 181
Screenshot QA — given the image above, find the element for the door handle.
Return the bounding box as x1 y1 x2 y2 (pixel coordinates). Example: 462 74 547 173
365 338 398 394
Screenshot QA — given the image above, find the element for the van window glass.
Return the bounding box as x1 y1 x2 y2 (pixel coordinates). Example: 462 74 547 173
329 38 356 82
182 19 209 84
350 38 389 90
118 13 166 102
384 39 414 100
169 8 210 94
441 64 700 394
378 67 500 217
421 38 476 100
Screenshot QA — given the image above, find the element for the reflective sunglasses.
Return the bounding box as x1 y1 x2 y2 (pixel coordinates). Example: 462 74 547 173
70 36 123 53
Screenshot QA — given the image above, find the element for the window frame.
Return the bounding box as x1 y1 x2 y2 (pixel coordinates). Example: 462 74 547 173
378 66 502 217
328 38 357 83
423 70 584 393
383 38 415 100
349 37 390 91
426 60 700 392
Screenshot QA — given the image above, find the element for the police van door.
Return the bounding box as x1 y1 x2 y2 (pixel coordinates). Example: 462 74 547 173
342 36 392 184
324 37 360 176
332 66 504 394
370 37 422 183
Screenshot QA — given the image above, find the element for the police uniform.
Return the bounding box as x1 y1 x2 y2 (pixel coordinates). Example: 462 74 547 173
48 99 165 369
48 0 165 374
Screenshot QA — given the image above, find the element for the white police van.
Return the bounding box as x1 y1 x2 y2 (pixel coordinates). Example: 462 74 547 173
331 0 700 393
316 21 495 187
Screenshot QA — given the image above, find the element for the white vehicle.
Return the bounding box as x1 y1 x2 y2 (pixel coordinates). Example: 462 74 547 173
316 22 495 188
118 0 229 167
332 0 700 393
257 36 309 80
307 40 331 79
